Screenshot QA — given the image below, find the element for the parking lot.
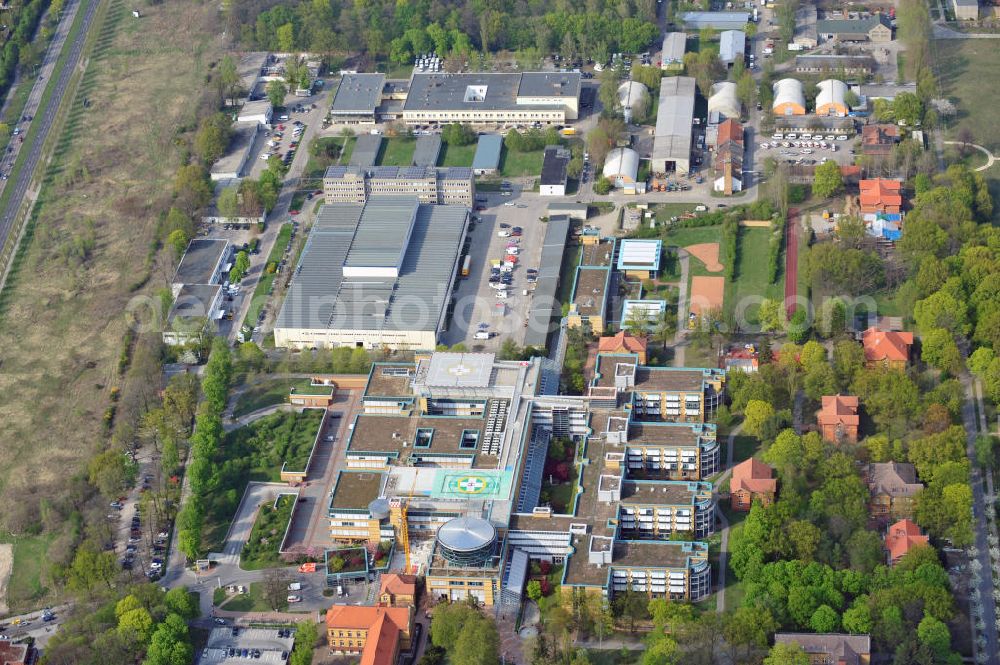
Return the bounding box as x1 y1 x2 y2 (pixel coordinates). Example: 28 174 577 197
201 626 295 664
246 91 328 180
757 132 857 167
442 186 552 350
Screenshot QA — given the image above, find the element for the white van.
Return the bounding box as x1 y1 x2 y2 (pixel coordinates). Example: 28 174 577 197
288 582 302 591
474 331 490 340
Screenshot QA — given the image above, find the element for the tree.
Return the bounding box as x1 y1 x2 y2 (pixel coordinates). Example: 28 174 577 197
810 605 840 633
786 308 810 343
144 613 193 665
787 519 821 561
842 601 873 634
736 70 757 109
920 328 962 374
975 435 997 469
914 285 969 336
527 580 543 602
164 587 199 619
266 80 287 108
593 176 613 195
194 112 232 165
229 250 250 283
117 607 154 645
598 68 621 115
893 92 923 126
219 54 241 104
217 185 240 218
614 589 649 634
764 642 810 665
173 164 212 213
759 298 783 332
844 88 860 109
453 614 500 665
804 363 838 401
744 400 775 438
441 123 477 146
812 160 843 199
261 569 292 611
624 306 653 337
288 620 318 665
167 229 189 259
88 449 136 499
724 606 778 660
916 614 951 661
432 602 478 652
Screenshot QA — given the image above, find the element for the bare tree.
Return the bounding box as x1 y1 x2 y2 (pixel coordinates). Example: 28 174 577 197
957 126 975 158
262 568 293 611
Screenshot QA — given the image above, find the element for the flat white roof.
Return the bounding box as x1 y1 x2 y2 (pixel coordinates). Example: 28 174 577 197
422 352 496 388
620 239 661 266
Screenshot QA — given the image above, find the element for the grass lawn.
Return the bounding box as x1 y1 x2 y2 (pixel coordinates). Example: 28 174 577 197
557 244 583 308
339 137 356 164
723 521 746 612
662 225 723 247
220 581 285 612
233 377 316 417
730 434 758 466
653 202 706 220
0 0 226 593
499 147 544 177
245 223 293 327
934 40 1000 219
303 136 347 178
240 494 296 570
0 533 55 610
724 226 783 324
871 289 909 319
438 142 476 167
377 137 416 166
683 340 718 368
664 225 725 279
202 410 323 552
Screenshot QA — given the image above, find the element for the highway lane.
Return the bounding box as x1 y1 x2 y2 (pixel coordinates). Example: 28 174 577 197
0 0 101 285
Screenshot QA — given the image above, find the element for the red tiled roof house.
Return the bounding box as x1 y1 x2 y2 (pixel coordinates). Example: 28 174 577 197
818 395 860 443
885 519 929 565
597 331 648 364
326 604 413 665
730 458 777 511
378 573 417 607
858 179 903 215
862 327 913 369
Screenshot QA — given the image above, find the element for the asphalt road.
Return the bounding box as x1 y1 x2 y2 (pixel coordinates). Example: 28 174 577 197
0 0 100 284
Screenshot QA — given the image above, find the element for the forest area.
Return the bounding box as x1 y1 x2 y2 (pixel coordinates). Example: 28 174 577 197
225 0 661 66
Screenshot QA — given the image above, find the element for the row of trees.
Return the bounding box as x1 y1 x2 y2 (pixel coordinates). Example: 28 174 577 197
232 0 660 64
177 337 233 561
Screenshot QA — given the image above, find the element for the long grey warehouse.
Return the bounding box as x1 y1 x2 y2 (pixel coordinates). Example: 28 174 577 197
651 76 696 175
274 197 469 350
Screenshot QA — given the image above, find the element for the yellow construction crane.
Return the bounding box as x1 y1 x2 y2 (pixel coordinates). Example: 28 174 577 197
398 472 419 575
